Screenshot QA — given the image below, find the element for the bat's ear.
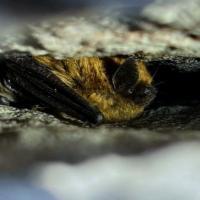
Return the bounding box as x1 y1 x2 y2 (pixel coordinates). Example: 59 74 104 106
112 57 139 96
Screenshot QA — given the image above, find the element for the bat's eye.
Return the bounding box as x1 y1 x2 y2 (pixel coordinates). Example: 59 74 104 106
128 87 135 95
112 58 139 96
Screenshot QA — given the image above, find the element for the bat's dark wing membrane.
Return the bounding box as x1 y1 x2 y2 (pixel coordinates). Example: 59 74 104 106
0 52 103 124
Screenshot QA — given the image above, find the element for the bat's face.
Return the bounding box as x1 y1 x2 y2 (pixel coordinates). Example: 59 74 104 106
112 57 156 107
0 52 156 124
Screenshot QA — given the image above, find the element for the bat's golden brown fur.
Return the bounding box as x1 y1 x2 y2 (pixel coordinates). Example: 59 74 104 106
34 55 153 122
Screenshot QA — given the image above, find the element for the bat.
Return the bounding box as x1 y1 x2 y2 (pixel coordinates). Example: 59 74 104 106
0 51 156 124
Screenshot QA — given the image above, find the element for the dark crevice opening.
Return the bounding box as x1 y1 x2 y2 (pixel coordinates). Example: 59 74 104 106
147 58 200 108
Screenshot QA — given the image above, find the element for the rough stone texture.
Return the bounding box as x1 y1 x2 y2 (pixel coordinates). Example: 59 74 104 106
1 1 200 58
0 0 200 169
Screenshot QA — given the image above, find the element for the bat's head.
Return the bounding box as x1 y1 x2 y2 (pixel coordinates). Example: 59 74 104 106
112 57 157 107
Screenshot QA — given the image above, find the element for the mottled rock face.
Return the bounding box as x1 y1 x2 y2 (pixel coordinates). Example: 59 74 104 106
0 0 200 169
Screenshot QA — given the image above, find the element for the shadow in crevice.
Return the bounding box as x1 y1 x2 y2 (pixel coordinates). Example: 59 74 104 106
148 56 200 107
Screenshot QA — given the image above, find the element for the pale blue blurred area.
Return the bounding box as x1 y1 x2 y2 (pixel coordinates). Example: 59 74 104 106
4 143 200 200
0 179 56 200
0 0 153 17
0 0 154 37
